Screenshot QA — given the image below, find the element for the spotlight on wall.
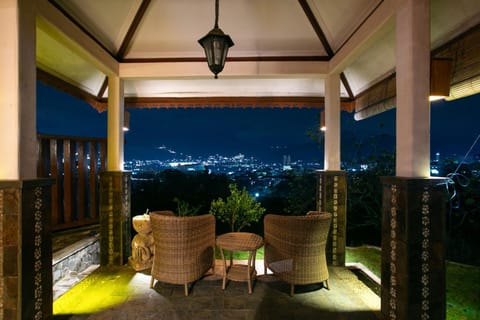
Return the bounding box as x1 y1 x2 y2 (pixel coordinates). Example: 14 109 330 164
123 110 130 132
320 111 326 131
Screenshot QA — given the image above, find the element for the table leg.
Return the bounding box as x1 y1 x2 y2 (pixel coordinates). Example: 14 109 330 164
247 250 256 294
220 248 227 290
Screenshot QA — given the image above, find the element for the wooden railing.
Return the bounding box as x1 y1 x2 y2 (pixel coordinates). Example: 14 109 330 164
37 134 107 231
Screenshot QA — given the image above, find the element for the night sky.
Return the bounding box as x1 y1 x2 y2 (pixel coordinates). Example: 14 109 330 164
36 82 480 164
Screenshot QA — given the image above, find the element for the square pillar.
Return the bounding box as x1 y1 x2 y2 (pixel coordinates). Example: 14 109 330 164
395 0 431 177
324 73 341 171
381 177 447 320
107 75 125 172
317 170 347 266
99 171 131 266
1 179 54 320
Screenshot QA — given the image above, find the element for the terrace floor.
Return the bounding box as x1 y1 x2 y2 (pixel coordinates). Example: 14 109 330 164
53 260 381 320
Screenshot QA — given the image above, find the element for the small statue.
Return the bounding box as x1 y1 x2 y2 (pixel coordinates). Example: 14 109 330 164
128 210 154 271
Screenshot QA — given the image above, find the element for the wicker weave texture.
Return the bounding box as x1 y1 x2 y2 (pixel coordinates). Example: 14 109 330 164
150 210 174 216
150 213 215 286
264 212 332 286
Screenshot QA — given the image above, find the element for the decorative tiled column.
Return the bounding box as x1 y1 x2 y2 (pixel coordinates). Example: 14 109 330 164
317 170 347 266
0 179 54 320
99 171 131 266
381 177 447 320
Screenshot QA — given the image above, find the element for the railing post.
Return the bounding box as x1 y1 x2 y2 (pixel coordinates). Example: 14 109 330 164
37 135 106 231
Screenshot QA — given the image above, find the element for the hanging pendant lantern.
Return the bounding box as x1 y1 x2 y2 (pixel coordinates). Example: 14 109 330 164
198 0 234 79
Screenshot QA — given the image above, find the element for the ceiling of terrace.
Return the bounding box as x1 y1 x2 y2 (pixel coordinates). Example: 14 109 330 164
36 0 480 113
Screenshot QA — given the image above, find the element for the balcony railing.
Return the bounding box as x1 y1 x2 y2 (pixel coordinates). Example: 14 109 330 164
37 134 107 231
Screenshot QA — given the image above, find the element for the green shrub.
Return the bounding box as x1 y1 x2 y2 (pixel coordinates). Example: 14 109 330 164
210 183 265 232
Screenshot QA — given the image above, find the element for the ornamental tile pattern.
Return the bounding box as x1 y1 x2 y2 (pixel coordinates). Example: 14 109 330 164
33 187 44 320
381 177 447 320
100 172 132 266
316 171 346 266
389 184 398 320
420 189 431 320
332 176 339 265
107 177 115 265
318 175 323 212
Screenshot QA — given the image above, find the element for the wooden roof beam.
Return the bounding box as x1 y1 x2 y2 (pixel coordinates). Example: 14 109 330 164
119 60 329 78
121 96 353 112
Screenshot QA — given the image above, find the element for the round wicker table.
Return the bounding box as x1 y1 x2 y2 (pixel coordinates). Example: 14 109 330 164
216 232 263 294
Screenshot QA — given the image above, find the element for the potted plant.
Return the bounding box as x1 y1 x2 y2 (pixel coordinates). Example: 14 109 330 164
210 183 265 232
173 197 201 217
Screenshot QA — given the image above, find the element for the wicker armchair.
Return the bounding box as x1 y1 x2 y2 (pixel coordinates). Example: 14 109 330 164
149 213 216 296
150 210 174 216
264 212 332 296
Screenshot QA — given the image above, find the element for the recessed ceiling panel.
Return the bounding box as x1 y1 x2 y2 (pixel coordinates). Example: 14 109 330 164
53 0 140 54
309 0 383 52
430 0 480 49
126 0 327 59
343 23 395 96
37 25 106 95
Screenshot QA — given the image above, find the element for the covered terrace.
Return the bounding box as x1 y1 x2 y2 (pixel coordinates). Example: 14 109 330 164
1 0 480 319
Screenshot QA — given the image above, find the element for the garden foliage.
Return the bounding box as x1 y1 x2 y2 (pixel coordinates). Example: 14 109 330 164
210 183 265 232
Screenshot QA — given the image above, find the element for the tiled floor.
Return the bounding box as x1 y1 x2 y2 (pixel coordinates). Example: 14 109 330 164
53 260 381 320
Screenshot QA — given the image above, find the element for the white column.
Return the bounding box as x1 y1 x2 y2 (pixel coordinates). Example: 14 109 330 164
324 73 341 170
107 75 125 171
395 0 430 177
0 0 37 180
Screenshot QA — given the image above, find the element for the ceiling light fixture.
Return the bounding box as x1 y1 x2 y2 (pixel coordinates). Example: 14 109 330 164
198 0 234 79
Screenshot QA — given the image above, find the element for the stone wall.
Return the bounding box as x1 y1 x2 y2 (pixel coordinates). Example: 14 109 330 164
52 237 100 285
0 183 21 320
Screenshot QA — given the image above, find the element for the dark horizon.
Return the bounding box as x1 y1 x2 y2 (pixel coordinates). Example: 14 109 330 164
37 82 480 164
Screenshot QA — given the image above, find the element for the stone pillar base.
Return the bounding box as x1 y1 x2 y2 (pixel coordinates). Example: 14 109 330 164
317 170 347 266
1 179 54 320
99 171 131 266
381 177 447 320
